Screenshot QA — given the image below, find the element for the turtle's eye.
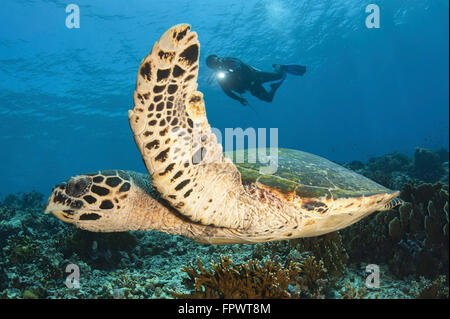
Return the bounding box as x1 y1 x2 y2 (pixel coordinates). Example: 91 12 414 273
66 177 91 197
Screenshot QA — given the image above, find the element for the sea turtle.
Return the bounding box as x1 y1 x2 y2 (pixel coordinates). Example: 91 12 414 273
44 24 402 244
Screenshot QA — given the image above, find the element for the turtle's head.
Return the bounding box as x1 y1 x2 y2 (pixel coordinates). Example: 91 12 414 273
44 170 144 232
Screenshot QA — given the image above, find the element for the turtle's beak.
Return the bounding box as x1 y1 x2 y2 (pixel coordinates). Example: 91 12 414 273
43 187 55 215
43 197 52 214
44 204 78 224
43 201 71 221
43 183 77 224
45 209 75 223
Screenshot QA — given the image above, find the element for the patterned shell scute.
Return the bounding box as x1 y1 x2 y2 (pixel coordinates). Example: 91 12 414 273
228 148 394 199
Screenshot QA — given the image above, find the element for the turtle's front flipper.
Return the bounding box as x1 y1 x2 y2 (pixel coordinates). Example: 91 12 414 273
129 24 247 229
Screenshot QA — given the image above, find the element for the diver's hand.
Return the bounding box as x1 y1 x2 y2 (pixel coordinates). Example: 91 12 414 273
239 98 248 106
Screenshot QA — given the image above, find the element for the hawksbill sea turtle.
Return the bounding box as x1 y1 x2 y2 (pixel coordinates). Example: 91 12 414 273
44 24 403 244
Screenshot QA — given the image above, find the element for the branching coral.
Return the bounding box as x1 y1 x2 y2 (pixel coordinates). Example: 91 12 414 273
251 231 347 297
294 255 328 299
340 283 367 299
172 256 300 299
172 254 331 299
252 232 348 281
288 232 349 279
297 256 326 285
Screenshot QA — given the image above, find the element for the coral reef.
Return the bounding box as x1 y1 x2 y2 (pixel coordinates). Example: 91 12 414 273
339 283 368 299
393 183 449 278
344 152 413 190
413 148 448 183
288 232 349 279
172 250 331 299
411 275 449 299
344 147 449 190
0 266 7 291
293 255 328 299
61 229 138 269
1 191 44 211
252 231 348 285
0 148 448 299
172 255 300 299
0 191 258 299
341 182 449 280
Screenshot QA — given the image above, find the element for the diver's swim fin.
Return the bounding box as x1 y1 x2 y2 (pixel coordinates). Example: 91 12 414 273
285 64 306 76
273 64 307 76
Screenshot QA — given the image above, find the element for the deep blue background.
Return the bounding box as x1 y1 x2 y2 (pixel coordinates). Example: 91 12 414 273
0 0 448 196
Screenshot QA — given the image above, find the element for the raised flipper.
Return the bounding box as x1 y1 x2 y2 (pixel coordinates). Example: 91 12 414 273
129 24 248 229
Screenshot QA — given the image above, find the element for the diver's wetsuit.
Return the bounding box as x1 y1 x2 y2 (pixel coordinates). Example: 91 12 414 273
214 57 284 103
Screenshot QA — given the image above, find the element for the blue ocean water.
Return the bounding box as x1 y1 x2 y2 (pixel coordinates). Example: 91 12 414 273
0 0 448 197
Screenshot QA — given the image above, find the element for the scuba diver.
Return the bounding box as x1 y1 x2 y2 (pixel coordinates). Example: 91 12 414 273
206 54 306 106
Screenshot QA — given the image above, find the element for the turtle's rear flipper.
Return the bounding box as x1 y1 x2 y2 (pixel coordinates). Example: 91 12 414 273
384 197 404 210
273 64 306 76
